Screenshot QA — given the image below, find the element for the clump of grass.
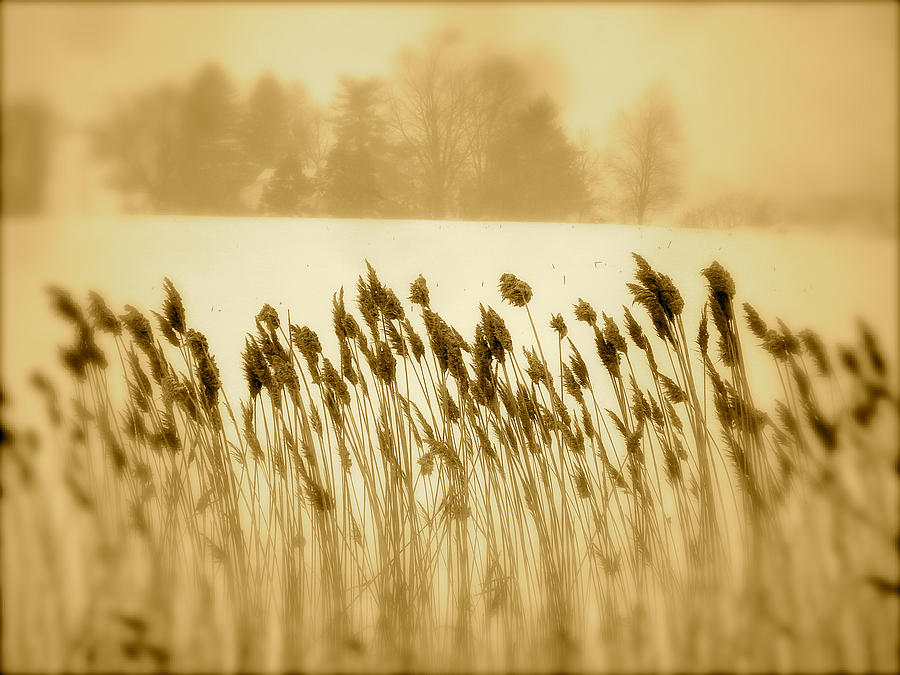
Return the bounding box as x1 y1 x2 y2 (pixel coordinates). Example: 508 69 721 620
2 254 897 673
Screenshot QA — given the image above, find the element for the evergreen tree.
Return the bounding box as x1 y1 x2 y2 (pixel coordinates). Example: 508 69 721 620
322 77 395 217
241 72 291 171
478 97 586 221
176 62 250 214
260 153 312 216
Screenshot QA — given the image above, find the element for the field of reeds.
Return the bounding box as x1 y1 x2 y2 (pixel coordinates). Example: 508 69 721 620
2 252 897 673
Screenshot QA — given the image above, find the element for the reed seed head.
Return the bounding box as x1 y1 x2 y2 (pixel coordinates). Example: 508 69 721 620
186 329 220 412
402 318 425 362
622 306 646 349
322 357 350 406
291 324 322 360
593 325 620 377
382 287 405 322
742 302 769 341
120 305 155 353
523 347 551 387
498 273 532 307
374 340 397 384
702 260 736 301
409 274 430 308
48 286 87 326
550 313 568 340
858 320 886 377
573 298 597 326
255 303 280 333
602 313 627 355
479 305 513 363
776 318 800 356
567 341 591 388
162 277 186 334
356 275 380 339
799 329 831 376
562 364 584 405
152 310 180 347
87 291 121 336
839 346 860 375
697 305 709 355
658 373 687 404
365 260 388 311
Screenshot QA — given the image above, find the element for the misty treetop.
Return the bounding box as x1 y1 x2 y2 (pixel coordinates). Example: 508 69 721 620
607 84 682 226
88 33 683 223
1 98 54 217
471 97 587 221
322 77 404 218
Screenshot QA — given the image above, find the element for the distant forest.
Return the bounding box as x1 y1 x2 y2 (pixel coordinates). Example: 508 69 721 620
4 28 894 231
81 32 685 224
9 31 789 227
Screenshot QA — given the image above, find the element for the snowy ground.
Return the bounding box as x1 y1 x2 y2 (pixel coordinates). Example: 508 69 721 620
2 216 896 432
2 215 897 670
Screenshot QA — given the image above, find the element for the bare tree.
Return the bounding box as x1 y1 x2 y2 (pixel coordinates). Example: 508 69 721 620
389 30 475 218
573 128 603 222
466 54 532 194
303 105 332 179
90 84 182 213
607 84 682 225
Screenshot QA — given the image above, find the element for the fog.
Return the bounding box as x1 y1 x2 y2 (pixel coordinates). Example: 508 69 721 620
2 2 896 225
3 5 898 672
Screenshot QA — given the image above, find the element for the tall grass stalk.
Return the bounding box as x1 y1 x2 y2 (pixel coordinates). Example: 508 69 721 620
2 256 897 673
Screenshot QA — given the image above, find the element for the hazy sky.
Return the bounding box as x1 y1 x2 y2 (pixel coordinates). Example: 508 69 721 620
3 2 896 206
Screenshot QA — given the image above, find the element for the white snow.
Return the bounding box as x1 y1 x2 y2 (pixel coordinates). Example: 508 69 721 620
2 216 896 430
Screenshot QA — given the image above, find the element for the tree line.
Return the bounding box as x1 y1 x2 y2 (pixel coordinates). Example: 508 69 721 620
2 99 54 217
85 33 684 223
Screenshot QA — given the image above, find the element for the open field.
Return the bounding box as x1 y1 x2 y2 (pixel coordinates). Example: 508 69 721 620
2 217 898 672
3 217 896 419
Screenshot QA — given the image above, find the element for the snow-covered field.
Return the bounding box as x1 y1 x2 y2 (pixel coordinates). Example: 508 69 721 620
2 215 897 671
2 216 896 430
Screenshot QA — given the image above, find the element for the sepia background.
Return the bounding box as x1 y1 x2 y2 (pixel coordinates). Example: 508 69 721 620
2 2 897 673
3 1 897 409
3 2 896 224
